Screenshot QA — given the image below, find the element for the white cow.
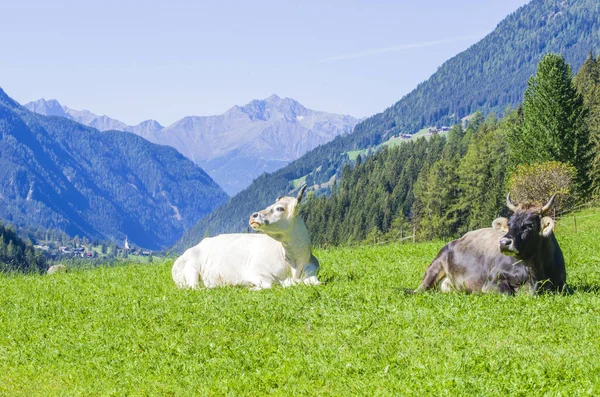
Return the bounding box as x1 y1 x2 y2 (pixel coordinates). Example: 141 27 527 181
172 184 320 289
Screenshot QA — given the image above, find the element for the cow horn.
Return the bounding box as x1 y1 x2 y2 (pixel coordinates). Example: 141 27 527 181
506 192 517 212
296 184 308 203
541 194 557 214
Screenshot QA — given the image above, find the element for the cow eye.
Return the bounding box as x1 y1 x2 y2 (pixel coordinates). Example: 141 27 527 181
276 207 285 212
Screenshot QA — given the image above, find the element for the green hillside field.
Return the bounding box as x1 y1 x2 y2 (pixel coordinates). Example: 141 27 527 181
345 127 441 162
1 206 600 395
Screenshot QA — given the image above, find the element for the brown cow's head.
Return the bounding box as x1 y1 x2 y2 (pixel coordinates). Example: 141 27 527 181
499 193 556 259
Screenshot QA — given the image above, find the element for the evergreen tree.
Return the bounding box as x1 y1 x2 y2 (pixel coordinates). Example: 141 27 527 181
573 51 600 196
25 249 37 272
6 241 15 263
509 53 591 195
453 117 510 234
413 124 471 239
109 243 118 259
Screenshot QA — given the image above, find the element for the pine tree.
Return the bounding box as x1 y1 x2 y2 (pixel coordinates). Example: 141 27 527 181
0 236 6 262
509 53 591 196
454 118 510 233
413 124 470 239
109 243 117 258
573 51 600 196
25 249 37 272
6 241 15 264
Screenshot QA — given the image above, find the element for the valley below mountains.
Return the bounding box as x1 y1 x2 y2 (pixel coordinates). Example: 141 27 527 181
1 88 228 250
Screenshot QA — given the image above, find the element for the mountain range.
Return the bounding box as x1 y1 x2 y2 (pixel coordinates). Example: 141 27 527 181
173 0 600 252
25 96 358 195
1 88 228 250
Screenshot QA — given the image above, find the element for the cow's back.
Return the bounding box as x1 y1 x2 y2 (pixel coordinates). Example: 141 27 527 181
449 228 508 265
174 233 287 288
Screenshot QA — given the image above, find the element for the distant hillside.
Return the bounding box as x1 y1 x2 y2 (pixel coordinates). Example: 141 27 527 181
25 96 358 195
174 0 600 252
1 88 228 250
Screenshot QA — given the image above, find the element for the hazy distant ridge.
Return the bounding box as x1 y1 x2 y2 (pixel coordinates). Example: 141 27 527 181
25 96 358 195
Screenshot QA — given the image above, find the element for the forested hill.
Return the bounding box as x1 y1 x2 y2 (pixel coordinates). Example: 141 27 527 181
174 0 600 251
1 220 47 273
301 50 600 246
0 88 228 250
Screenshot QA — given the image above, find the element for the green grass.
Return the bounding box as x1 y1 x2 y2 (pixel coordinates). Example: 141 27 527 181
2 208 600 395
291 175 307 189
382 127 450 148
346 127 446 160
125 254 154 263
346 148 369 161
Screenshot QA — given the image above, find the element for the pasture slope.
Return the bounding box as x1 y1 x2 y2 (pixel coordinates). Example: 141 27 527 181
1 207 600 395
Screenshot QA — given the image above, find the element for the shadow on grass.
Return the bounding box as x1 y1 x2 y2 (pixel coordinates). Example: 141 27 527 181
394 283 600 296
536 281 600 295
566 283 600 294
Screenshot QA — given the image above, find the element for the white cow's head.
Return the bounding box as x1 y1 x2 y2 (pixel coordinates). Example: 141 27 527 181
249 184 307 238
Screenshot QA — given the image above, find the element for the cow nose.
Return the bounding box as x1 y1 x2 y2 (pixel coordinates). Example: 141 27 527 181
252 212 259 218
499 238 512 250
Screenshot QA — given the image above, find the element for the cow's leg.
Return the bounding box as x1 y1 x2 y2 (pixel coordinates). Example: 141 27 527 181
183 263 201 289
248 277 273 290
415 253 447 292
302 275 321 285
281 278 298 287
301 261 321 286
506 265 534 295
440 277 454 292
173 256 202 289
515 282 535 296
482 276 513 295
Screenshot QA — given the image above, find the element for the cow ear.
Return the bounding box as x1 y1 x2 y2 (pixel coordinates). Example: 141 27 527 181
492 217 509 233
275 196 283 203
289 184 308 217
541 216 555 237
296 184 307 203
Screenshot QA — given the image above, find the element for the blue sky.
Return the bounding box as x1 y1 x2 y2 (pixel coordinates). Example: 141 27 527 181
1 0 530 125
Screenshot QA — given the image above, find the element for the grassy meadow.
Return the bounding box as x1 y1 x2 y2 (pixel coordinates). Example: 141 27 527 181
1 208 600 395
345 127 448 161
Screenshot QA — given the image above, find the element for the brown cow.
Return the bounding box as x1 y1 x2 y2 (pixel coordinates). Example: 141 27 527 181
414 194 565 294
